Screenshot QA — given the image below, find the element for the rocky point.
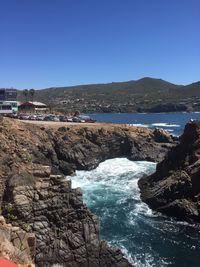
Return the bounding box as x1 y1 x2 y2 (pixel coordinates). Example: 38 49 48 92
139 120 200 223
0 117 175 266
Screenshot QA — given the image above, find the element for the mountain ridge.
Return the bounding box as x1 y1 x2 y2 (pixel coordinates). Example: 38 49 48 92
11 77 200 113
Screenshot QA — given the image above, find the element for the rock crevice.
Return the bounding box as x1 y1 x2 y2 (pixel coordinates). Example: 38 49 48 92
3 165 132 267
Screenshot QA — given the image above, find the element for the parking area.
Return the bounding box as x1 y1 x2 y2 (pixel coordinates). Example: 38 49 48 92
3 113 96 123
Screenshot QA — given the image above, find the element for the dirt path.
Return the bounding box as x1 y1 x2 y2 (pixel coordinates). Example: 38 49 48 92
18 119 131 130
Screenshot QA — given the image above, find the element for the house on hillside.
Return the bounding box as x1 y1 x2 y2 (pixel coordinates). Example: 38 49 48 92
18 101 48 114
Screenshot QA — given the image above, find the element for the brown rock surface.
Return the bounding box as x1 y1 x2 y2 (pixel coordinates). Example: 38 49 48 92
0 215 35 265
0 117 175 266
139 120 200 223
3 166 132 267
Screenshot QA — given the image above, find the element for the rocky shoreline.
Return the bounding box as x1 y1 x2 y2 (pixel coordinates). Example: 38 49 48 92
138 120 200 223
0 118 175 266
3 165 133 267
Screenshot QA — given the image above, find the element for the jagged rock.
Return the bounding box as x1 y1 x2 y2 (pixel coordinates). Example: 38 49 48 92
0 118 176 266
139 120 200 223
3 166 133 267
0 215 35 265
0 118 175 200
153 128 174 143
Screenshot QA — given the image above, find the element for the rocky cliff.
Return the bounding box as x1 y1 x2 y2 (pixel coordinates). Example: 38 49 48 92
3 165 133 267
0 118 175 266
139 120 200 223
24 121 175 173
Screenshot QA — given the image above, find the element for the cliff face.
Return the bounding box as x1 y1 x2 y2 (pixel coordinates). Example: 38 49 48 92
139 121 200 223
0 118 175 266
3 165 132 267
25 122 175 174
0 118 174 181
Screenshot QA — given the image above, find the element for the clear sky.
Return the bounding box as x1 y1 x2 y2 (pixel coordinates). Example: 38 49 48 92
0 0 199 89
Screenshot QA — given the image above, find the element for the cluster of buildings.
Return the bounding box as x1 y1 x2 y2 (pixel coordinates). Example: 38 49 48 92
0 89 47 114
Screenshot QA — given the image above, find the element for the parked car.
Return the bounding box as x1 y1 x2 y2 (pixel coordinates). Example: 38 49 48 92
59 115 68 122
52 116 60 122
67 116 73 122
29 115 37 120
6 113 18 119
36 115 45 121
44 115 60 122
78 115 96 123
72 117 82 122
18 114 30 120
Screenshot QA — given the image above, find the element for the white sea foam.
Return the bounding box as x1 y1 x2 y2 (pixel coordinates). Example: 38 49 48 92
165 128 174 132
151 123 180 127
128 123 149 127
132 253 170 267
114 244 135 265
116 242 170 267
69 158 199 267
71 158 155 191
70 159 160 265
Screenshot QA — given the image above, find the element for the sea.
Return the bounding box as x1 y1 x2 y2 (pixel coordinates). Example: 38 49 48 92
71 113 200 267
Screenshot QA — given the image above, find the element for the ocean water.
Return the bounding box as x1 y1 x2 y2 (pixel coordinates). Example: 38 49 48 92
71 113 200 266
71 158 200 267
88 112 200 136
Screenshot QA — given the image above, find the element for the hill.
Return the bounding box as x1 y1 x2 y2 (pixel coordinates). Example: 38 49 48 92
17 77 200 113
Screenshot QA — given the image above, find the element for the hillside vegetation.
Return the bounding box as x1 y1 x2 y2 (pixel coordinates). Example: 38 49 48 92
17 77 200 113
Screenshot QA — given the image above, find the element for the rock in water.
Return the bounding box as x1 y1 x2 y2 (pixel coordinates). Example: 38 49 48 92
138 120 200 223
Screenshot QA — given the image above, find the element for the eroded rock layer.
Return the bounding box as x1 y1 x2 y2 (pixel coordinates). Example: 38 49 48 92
0 118 175 266
139 120 200 223
3 165 132 267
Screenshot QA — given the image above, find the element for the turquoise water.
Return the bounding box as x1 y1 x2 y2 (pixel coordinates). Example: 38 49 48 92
88 112 200 136
71 158 200 267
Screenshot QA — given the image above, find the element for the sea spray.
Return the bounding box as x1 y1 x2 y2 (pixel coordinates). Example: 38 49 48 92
71 158 200 267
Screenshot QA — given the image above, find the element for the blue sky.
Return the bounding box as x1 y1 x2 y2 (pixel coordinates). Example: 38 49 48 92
0 0 199 89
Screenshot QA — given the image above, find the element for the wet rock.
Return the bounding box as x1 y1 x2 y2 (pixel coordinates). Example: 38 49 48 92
139 120 200 223
153 128 174 143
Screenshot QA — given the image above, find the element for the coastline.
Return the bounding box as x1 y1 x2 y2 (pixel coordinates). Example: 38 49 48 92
0 117 174 266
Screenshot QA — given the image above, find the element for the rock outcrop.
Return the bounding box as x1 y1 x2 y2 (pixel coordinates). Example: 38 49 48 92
139 120 200 223
0 215 35 266
0 118 175 266
3 165 132 267
27 122 175 173
0 118 175 181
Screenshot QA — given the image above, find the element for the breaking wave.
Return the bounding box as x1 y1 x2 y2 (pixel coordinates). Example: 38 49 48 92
128 123 150 128
151 123 180 127
71 158 200 267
